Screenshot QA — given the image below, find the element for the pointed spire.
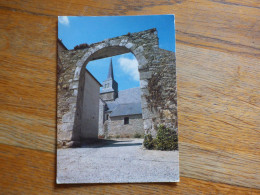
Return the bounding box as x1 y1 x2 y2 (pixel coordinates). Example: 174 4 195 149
107 58 114 80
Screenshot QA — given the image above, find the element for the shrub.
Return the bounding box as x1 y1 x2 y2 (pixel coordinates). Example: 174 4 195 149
155 125 178 151
143 125 178 151
134 132 142 138
74 43 89 50
116 135 120 139
143 134 155 149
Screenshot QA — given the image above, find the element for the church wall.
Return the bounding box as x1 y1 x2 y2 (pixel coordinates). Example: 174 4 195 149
100 92 115 101
107 114 144 138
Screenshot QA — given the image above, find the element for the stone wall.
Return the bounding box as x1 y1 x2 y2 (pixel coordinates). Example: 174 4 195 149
58 39 67 53
57 28 177 146
107 115 144 138
57 49 87 146
57 40 67 76
141 48 177 136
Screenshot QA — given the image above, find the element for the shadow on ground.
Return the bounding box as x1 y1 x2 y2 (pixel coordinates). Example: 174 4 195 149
80 139 143 148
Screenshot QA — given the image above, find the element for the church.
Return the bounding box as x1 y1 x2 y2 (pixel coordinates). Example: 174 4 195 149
98 59 144 138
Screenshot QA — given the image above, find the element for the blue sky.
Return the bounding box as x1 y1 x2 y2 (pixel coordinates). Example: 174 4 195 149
58 15 175 91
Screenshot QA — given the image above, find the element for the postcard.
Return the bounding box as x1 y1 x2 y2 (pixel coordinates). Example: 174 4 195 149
57 15 178 183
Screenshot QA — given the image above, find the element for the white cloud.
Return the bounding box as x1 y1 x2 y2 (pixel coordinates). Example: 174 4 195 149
118 57 139 81
58 16 69 26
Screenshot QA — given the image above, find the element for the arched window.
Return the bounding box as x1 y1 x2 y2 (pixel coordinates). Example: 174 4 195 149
124 117 129 125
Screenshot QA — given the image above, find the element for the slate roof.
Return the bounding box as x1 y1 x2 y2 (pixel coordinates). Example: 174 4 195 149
104 87 142 117
107 58 114 80
110 103 142 117
109 87 141 104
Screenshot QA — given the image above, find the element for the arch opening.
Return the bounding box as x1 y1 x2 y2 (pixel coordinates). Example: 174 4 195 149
72 45 145 142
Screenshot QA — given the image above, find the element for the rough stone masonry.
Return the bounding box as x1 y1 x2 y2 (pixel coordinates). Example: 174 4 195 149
57 28 177 147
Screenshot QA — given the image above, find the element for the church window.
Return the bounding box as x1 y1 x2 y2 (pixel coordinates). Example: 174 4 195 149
124 117 129 125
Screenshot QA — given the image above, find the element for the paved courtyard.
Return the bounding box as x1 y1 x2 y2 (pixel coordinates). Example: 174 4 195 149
57 139 179 183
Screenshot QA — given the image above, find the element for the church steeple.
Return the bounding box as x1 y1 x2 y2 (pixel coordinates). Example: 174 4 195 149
107 58 114 80
100 58 118 101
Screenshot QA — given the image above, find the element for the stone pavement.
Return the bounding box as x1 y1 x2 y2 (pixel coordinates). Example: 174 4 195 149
57 139 179 184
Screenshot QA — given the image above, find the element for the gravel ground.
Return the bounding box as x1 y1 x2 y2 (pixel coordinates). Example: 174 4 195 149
57 139 179 184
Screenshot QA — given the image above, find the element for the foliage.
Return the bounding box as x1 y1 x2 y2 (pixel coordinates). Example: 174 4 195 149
143 125 178 151
143 134 155 149
134 132 143 138
155 125 178 150
74 43 89 50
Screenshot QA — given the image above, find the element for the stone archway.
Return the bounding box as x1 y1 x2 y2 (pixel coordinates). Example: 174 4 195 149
58 28 177 146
